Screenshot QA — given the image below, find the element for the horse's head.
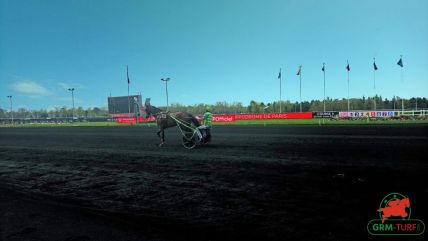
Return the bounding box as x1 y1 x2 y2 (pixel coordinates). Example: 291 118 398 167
401 197 410 207
144 98 152 117
144 98 163 117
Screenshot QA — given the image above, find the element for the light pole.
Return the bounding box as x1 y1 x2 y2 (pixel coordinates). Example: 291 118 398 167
7 95 13 124
161 78 170 110
68 88 75 119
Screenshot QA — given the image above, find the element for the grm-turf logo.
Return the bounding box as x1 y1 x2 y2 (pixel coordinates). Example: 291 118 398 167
367 192 425 236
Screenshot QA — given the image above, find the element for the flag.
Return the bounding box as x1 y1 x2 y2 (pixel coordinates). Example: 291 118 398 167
296 67 301 75
278 68 281 79
346 63 350 71
397 57 403 67
373 61 378 71
322 65 325 72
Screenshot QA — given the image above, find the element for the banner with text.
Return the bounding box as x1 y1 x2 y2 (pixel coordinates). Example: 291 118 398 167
234 112 312 120
116 112 312 123
339 111 394 118
116 116 156 123
313 112 339 118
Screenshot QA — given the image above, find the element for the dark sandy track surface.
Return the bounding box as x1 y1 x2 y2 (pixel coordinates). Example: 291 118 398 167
0 125 427 241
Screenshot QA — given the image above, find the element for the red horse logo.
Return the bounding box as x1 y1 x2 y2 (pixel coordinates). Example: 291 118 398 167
377 197 410 223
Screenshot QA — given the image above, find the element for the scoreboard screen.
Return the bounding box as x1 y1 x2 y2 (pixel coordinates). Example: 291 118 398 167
108 95 142 114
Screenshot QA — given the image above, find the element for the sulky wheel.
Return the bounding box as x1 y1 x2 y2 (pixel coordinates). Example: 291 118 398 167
204 133 211 144
182 137 196 149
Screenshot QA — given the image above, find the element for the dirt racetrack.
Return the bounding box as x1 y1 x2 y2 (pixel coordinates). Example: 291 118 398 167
0 124 427 241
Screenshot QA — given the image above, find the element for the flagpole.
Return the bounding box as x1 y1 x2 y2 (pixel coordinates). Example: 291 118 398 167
399 55 404 114
373 59 376 89
373 58 376 111
373 95 376 111
400 55 403 83
323 63 326 112
279 68 282 113
347 61 350 112
128 84 130 114
127 65 130 115
299 66 302 112
347 71 350 112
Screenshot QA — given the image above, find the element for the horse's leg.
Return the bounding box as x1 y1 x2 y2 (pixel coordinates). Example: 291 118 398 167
158 127 165 147
161 129 165 144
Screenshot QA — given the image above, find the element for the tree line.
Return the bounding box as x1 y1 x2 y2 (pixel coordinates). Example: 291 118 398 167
0 106 109 119
164 96 427 114
0 96 426 119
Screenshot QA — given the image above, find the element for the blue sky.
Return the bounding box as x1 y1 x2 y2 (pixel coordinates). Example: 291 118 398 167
1 0 427 110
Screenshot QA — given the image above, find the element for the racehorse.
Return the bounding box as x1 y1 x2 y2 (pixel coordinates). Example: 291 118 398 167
144 98 200 146
377 197 410 223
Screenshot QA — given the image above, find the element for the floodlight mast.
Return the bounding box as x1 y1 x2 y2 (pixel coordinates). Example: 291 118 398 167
68 88 75 118
7 95 13 124
161 78 170 111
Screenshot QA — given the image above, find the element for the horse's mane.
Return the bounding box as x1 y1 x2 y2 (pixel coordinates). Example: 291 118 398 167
147 105 163 114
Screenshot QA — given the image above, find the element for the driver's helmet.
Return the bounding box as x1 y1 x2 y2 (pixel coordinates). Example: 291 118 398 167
205 107 212 112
